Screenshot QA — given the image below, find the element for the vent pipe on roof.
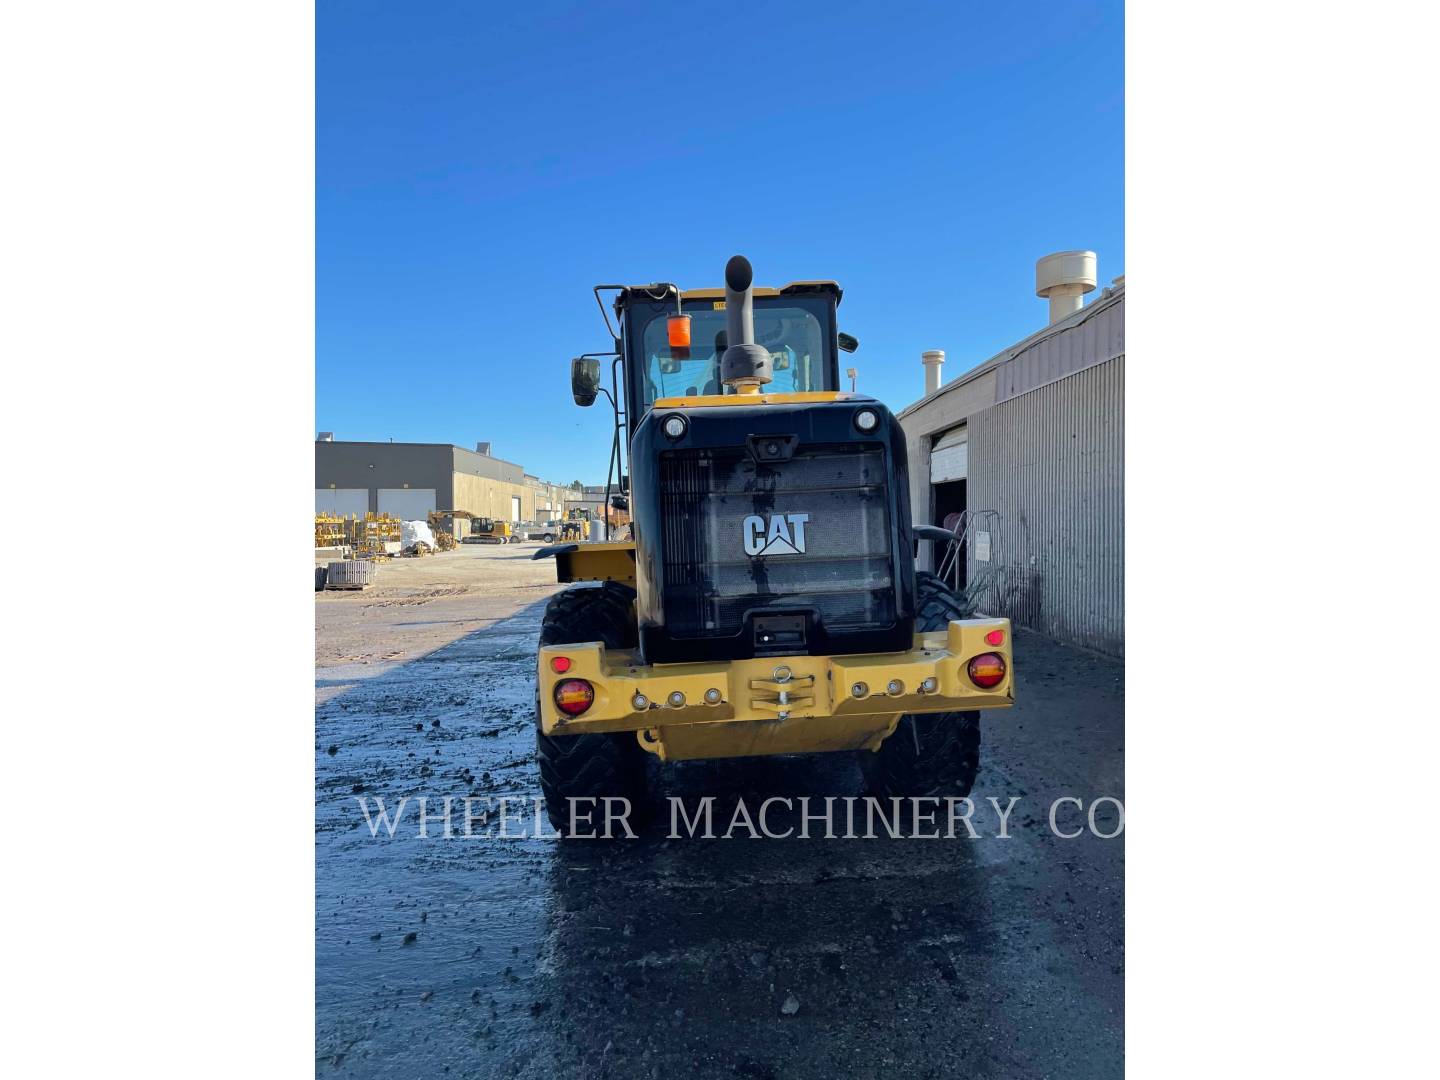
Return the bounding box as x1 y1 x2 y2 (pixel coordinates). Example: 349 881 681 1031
475 441 492 456
317 432 333 442
921 350 945 396
1035 250 1097 325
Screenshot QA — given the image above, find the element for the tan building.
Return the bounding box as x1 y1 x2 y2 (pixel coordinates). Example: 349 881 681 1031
315 439 568 526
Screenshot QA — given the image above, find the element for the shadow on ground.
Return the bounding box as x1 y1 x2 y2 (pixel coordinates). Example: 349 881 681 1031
316 600 1124 1079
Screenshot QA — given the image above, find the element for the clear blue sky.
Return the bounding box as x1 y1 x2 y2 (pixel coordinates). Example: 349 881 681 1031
318 0 1123 485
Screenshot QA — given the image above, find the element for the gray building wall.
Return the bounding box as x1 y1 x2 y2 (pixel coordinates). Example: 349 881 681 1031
991 288 1125 405
452 446 524 485
967 355 1124 656
315 442 456 513
897 284 1125 656
315 441 569 522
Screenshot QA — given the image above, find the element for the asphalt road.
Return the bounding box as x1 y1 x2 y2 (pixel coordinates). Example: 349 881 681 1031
316 577 1124 1078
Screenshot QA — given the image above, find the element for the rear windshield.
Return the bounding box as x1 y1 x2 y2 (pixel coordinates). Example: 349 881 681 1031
639 302 827 406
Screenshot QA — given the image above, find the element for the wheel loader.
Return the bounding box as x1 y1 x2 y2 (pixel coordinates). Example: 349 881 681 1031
560 511 586 542
533 256 1013 833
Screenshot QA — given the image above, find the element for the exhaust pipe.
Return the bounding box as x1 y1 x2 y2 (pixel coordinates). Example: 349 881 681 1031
720 255 773 393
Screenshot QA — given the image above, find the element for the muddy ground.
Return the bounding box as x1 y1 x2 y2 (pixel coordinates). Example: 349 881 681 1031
316 545 1124 1078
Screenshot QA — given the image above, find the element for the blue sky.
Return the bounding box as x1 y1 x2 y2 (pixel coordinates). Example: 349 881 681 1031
318 0 1123 485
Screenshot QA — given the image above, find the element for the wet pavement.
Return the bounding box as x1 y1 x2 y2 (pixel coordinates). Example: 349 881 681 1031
316 597 1124 1078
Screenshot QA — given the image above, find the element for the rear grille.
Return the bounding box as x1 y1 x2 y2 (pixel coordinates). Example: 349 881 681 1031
657 443 895 640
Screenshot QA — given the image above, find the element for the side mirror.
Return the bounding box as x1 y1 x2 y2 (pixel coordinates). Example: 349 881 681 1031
839 332 859 353
571 357 601 406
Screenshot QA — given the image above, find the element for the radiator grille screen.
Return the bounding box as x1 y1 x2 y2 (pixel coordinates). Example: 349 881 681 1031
657 444 894 639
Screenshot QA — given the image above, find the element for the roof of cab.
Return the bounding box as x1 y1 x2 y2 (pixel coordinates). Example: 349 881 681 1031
613 280 842 313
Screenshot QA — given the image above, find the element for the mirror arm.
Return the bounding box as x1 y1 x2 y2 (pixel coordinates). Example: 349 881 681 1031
592 287 625 341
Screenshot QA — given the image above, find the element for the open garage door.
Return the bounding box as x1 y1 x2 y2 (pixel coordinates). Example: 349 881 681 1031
316 488 369 517
930 425 968 483
378 488 436 520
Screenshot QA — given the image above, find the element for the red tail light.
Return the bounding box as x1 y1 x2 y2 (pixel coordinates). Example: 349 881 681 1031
550 656 572 674
553 679 595 716
967 653 1006 689
984 628 1005 647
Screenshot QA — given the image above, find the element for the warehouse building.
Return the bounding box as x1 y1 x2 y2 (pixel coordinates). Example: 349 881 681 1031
897 251 1124 656
314 438 569 528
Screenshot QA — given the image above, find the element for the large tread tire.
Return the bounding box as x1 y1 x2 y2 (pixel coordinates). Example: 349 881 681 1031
861 572 982 800
536 583 648 836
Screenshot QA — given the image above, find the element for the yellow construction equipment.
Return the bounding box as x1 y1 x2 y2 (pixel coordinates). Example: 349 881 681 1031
530 255 1013 833
351 512 401 558
471 517 517 544
314 513 346 549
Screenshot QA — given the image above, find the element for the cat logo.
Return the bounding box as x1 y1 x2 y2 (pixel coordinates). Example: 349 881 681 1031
742 513 809 557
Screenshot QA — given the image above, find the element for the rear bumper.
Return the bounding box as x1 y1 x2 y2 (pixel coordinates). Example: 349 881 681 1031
538 618 1013 761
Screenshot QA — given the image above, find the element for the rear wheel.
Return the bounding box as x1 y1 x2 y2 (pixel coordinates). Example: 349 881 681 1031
535 583 649 835
861 572 981 800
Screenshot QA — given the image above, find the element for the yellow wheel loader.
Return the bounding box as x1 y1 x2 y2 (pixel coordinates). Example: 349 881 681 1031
533 256 1013 833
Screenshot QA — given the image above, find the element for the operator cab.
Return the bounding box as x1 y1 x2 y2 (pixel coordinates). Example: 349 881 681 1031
609 282 845 433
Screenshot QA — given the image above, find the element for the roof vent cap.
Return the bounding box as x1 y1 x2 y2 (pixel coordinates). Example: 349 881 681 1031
1035 250 1097 324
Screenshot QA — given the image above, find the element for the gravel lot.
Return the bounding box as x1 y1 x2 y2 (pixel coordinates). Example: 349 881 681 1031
316 544 1125 1078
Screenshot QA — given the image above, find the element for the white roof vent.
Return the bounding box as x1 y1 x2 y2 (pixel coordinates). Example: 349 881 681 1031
921 350 945 396
1035 250 1097 325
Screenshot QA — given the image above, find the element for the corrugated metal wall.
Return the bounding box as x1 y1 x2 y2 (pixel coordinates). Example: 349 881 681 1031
967 355 1124 656
993 289 1125 405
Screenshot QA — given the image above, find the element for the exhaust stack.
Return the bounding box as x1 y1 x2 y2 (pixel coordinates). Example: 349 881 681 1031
719 255 773 393
1035 250 1097 325
922 350 945 396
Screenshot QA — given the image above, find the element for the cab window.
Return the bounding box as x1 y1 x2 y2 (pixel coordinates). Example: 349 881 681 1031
639 302 827 406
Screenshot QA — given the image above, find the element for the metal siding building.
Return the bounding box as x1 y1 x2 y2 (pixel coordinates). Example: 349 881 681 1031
898 282 1125 656
315 441 568 524
968 355 1124 655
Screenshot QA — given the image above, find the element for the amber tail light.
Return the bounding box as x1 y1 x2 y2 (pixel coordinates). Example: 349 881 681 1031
967 653 1007 689
554 679 595 716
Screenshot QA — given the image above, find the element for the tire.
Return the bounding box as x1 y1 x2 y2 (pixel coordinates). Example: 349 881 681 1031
541 533 554 543
314 565 328 591
536 583 649 836
861 572 981 800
